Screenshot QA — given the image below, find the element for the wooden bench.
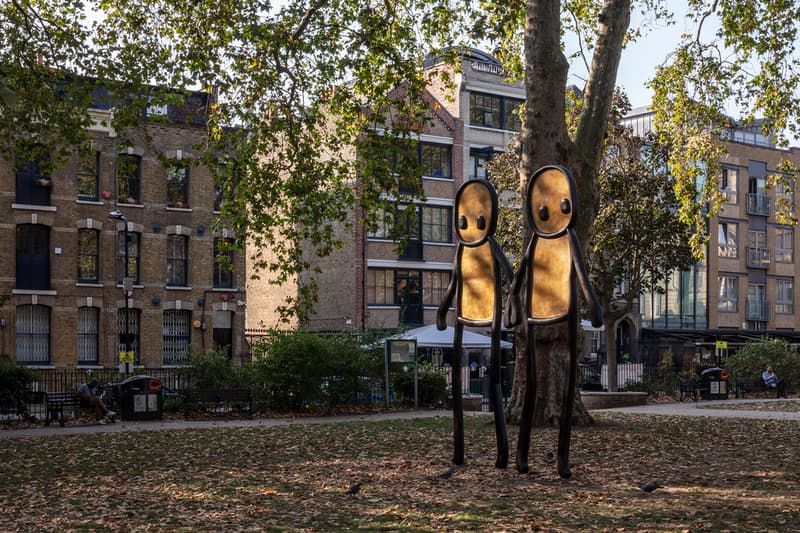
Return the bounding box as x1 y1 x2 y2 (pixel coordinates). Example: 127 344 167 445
679 378 708 402
45 391 83 427
182 389 253 418
735 377 779 398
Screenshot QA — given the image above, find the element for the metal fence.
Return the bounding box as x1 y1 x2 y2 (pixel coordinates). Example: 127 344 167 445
4 368 187 421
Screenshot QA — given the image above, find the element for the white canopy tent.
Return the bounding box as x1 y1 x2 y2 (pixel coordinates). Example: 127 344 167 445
386 324 513 350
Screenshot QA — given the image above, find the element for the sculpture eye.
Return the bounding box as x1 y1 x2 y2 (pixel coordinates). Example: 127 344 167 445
561 198 571 214
538 205 549 221
477 215 486 230
459 215 468 229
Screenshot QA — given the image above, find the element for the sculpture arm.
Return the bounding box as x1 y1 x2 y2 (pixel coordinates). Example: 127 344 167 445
437 247 460 330
570 230 602 327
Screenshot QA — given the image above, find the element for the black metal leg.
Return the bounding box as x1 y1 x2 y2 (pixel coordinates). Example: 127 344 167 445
516 325 536 474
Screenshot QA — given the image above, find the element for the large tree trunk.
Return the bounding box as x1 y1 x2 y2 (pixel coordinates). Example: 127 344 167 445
508 0 631 426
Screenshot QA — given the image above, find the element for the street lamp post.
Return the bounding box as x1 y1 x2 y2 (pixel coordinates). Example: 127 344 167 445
108 210 133 373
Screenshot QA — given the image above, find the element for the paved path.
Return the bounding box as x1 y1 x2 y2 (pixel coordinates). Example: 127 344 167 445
595 397 800 421
2 399 798 439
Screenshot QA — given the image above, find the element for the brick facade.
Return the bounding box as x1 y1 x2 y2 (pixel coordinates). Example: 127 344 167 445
1 106 247 368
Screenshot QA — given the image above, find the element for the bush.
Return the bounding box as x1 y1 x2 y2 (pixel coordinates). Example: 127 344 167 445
181 347 249 390
391 363 448 406
0 359 36 416
249 330 383 410
726 338 800 390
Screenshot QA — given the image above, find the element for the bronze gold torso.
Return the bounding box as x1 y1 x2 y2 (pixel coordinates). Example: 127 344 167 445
529 235 571 322
459 242 496 324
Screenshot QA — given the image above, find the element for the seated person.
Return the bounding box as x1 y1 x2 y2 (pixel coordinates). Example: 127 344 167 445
76 378 116 424
761 365 787 398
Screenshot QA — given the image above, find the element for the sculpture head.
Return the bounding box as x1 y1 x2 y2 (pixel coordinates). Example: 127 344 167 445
454 179 498 246
526 166 578 237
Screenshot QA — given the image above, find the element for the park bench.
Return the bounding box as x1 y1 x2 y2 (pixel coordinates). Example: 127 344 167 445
734 377 780 398
678 378 708 402
182 388 253 418
45 391 82 427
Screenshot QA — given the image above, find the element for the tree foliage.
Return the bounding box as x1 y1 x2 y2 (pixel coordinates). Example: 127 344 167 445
0 0 466 322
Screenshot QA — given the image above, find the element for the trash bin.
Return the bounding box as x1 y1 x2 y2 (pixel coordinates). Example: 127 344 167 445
119 376 163 420
700 367 730 400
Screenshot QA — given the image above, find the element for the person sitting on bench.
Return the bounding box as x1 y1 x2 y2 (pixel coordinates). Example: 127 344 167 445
76 379 116 424
761 365 787 398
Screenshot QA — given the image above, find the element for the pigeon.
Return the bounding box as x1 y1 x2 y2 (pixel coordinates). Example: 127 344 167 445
639 481 663 493
437 468 455 479
346 482 361 495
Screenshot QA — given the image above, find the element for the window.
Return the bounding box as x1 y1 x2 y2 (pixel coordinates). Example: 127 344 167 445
720 167 738 203
163 310 191 365
368 268 450 307
776 227 793 263
470 93 500 128
775 178 795 208
469 146 494 180
717 222 738 258
213 238 234 288
718 276 738 312
420 143 451 178
166 235 188 286
422 271 450 305
166 164 189 208
117 154 141 204
421 206 451 243
469 92 523 131
77 306 99 364
116 231 140 284
367 269 393 305
117 308 140 365
16 224 50 290
78 229 99 283
15 146 51 206
503 97 523 131
213 181 224 211
16 304 50 364
776 278 794 315
77 152 99 201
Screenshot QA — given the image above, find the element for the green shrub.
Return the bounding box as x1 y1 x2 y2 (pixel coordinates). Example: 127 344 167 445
0 359 36 416
249 330 383 410
391 363 448 406
726 338 800 390
181 346 249 390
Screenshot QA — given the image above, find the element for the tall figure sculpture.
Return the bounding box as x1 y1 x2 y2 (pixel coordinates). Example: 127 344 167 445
511 165 602 478
437 178 516 468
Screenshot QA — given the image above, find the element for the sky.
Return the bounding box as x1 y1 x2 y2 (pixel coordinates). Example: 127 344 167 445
566 5 697 111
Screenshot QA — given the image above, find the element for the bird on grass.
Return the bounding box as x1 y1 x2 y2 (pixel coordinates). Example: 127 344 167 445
639 481 663 493
346 482 361 495
437 468 455 479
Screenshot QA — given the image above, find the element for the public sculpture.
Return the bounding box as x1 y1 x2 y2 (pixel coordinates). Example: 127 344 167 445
437 178 516 468
510 165 602 478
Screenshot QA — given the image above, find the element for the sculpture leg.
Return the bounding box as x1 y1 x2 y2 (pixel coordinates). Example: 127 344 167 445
490 324 508 469
557 311 579 478
452 322 465 465
516 324 536 474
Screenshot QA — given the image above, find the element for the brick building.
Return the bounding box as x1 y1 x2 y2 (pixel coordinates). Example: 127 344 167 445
247 49 524 334
1 91 248 369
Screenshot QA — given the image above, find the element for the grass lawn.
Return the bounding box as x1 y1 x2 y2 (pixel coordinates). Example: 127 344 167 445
1 412 799 531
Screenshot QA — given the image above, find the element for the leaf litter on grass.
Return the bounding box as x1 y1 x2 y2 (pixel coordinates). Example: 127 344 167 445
0 413 799 531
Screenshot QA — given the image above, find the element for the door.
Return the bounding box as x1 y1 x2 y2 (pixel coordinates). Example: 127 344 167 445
213 311 233 360
396 271 423 325
16 224 50 290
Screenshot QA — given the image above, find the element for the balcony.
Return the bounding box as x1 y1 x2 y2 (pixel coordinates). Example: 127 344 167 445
747 193 771 216
746 299 771 321
746 247 771 269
